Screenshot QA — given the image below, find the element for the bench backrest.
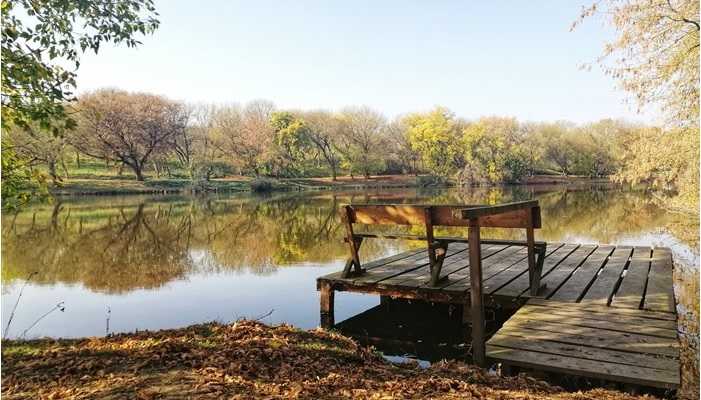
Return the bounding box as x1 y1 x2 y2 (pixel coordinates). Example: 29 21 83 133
343 202 541 229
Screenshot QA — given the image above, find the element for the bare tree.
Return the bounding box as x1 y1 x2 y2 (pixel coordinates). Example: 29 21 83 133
172 104 216 179
72 89 187 181
386 117 420 175
338 106 387 179
211 100 275 176
302 110 342 180
5 126 69 184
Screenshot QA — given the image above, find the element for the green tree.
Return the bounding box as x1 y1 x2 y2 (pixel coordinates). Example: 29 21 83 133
1 0 159 131
461 117 527 184
1 0 160 202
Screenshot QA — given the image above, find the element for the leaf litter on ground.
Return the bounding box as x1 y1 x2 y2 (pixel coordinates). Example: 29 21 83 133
1 320 661 399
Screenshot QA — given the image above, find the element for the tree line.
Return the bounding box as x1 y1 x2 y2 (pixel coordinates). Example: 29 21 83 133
3 88 676 187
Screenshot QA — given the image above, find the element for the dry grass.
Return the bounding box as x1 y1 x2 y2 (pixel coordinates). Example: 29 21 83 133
1 320 659 399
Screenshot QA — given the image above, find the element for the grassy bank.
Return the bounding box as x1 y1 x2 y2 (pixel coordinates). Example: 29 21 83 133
48 175 434 196
48 174 610 196
2 320 653 399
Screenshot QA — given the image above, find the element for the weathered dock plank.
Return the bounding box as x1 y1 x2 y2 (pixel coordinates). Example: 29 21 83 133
420 245 523 290
492 243 577 298
351 244 468 285
382 244 506 288
520 301 676 329
538 244 598 298
611 247 651 309
527 297 676 320
548 245 615 301
487 298 680 389
488 333 678 371
486 345 679 389
318 243 679 389
496 323 678 357
644 247 675 313
580 246 632 305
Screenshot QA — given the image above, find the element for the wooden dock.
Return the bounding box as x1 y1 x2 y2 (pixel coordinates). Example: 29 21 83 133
317 243 680 389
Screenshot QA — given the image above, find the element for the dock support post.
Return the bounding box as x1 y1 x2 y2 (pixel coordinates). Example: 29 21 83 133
526 209 543 296
468 219 486 366
320 282 335 328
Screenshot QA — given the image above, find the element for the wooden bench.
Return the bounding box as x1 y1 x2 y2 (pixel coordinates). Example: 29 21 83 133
338 200 546 365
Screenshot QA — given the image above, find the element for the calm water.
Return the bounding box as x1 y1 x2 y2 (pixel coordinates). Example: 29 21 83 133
2 185 699 392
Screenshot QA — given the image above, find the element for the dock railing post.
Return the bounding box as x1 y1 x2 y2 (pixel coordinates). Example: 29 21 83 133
526 207 541 296
468 218 486 366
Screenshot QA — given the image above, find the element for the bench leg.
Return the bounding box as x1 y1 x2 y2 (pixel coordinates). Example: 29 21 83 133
341 237 364 278
429 242 448 286
320 282 335 328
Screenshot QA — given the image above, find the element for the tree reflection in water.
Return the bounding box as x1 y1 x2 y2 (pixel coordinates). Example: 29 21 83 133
2 186 697 294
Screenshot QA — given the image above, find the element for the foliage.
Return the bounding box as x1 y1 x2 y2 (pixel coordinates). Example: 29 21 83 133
416 174 449 187
8 92 679 190
1 0 159 132
385 118 420 175
404 107 463 177
249 177 277 192
269 111 311 177
4 123 69 184
575 0 699 128
577 0 700 214
462 117 528 184
0 144 48 208
1 0 159 205
615 126 699 213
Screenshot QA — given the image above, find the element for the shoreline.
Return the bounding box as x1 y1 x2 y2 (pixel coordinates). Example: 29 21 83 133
46 174 613 197
1 320 656 399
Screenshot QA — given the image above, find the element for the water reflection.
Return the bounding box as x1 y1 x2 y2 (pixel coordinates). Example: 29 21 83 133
1 186 698 394
3 186 695 293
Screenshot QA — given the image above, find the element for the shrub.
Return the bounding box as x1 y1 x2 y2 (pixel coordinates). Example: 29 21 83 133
416 174 449 187
249 177 276 192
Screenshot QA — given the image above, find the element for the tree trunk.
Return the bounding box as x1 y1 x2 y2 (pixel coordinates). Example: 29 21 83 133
60 156 69 179
331 164 337 181
48 162 59 185
75 152 81 168
131 163 145 181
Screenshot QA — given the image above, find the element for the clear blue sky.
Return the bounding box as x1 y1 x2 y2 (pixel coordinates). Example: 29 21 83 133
75 0 659 124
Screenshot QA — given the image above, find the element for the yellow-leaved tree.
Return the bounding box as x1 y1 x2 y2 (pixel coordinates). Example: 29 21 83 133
576 0 700 214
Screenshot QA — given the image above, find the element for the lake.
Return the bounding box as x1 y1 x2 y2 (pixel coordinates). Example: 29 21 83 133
2 184 698 391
